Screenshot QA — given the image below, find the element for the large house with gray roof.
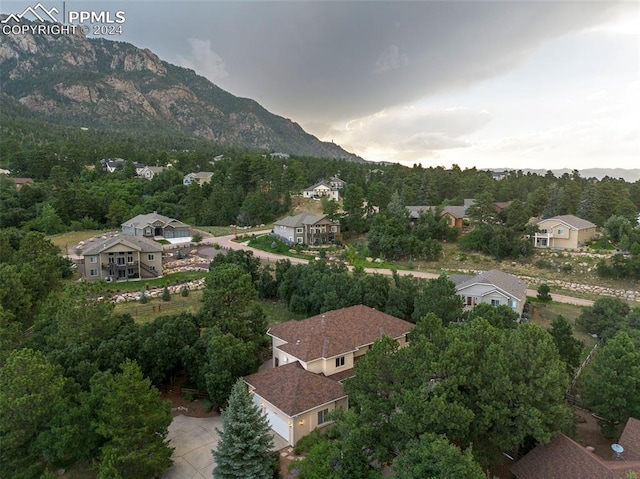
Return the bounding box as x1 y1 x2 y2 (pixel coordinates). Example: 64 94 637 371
122 212 190 240
534 214 597 250
244 305 413 446
81 234 163 282
453 269 528 316
272 213 340 245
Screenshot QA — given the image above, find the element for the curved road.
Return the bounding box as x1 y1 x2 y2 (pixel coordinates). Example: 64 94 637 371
208 232 594 308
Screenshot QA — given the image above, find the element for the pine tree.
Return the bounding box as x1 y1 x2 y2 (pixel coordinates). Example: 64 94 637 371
213 379 274 479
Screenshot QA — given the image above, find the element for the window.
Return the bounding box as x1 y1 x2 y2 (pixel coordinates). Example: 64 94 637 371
335 356 345 368
317 408 329 424
331 225 337 232
297 237 303 244
466 296 473 306
89 269 98 276
89 256 97 263
148 254 155 261
296 228 303 233
509 299 517 309
540 228 548 234
491 299 500 307
557 229 564 236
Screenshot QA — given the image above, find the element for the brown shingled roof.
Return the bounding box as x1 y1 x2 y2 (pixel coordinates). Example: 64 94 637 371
268 305 413 362
619 417 640 461
510 434 619 479
244 362 347 417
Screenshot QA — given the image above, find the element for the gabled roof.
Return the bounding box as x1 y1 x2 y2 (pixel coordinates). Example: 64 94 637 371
455 269 528 301
303 181 334 191
619 417 640 461
122 212 189 229
82 234 161 256
511 423 640 479
536 214 596 230
244 362 346 417
185 171 214 179
269 305 413 362
273 212 335 228
406 205 467 220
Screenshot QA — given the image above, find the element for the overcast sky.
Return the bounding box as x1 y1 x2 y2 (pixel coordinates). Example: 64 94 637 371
5 0 639 170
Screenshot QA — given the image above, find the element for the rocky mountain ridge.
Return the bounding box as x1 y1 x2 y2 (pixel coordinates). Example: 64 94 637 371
0 17 362 160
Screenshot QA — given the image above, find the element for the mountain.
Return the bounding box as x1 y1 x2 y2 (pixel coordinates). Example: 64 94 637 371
493 168 640 182
0 17 362 161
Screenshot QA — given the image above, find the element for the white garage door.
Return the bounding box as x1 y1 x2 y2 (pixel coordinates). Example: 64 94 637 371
253 394 289 442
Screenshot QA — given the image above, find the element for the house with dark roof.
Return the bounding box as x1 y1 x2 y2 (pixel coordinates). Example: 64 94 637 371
511 417 640 479
272 212 340 245
81 234 162 282
454 269 528 315
406 205 468 230
302 181 340 201
244 305 414 446
534 214 597 250
122 212 190 240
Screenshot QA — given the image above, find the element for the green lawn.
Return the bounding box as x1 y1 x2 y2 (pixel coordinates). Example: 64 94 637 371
198 224 273 237
101 271 207 294
47 230 112 253
115 290 303 326
529 299 596 349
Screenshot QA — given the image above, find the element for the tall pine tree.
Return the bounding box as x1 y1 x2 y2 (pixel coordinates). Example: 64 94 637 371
213 379 274 479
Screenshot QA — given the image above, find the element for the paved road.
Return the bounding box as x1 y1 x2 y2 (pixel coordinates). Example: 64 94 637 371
214 232 594 307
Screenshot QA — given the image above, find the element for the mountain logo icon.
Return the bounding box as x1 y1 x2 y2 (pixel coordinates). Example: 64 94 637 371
1 3 59 23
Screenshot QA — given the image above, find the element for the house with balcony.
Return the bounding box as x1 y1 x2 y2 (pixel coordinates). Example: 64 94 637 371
302 181 340 201
534 214 597 250
122 212 190 240
244 305 413 446
453 269 528 316
81 234 162 282
272 212 340 245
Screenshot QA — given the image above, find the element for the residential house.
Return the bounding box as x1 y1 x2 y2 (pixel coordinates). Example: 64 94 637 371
81 234 162 282
137 166 166 180
534 214 597 250
490 170 510 181
122 212 190 240
511 417 640 479
183 172 214 186
302 181 340 201
453 269 528 316
244 305 414 446
329 176 346 190
100 158 144 174
406 205 468 230
10 177 34 190
272 213 340 245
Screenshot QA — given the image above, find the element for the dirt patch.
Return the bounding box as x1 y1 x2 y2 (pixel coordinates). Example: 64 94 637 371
574 408 623 460
160 377 218 419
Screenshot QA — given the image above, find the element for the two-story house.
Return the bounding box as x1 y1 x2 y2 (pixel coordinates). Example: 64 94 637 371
272 213 340 245
81 234 163 282
453 269 528 316
122 212 190 240
244 305 413 446
407 205 468 230
534 214 597 250
137 166 166 180
302 181 340 201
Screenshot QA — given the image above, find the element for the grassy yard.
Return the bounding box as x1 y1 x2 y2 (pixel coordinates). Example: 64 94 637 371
47 229 112 253
114 290 304 326
100 271 207 294
528 299 597 350
197 224 273 237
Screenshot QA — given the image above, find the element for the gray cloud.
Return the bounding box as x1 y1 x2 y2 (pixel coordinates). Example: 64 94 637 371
176 38 228 81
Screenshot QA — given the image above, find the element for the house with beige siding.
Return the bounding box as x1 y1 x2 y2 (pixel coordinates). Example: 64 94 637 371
534 214 597 250
302 181 340 201
122 212 190 240
81 234 162 282
272 212 340 245
244 305 413 446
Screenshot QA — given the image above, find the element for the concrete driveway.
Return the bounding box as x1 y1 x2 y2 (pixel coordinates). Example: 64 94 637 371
162 414 290 479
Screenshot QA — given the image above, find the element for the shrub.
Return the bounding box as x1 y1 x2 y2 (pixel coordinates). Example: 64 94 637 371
293 428 326 455
192 232 203 243
181 285 190 297
202 398 212 413
139 290 148 304
183 392 194 402
537 283 552 302
162 285 171 302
